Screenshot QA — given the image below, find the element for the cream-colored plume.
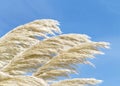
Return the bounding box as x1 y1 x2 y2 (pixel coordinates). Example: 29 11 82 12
0 19 109 86
1 34 91 75
50 78 102 86
0 71 48 86
0 19 61 69
33 42 109 81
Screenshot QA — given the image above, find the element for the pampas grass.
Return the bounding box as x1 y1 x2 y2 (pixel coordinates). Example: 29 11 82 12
0 19 61 69
51 78 102 86
0 19 109 86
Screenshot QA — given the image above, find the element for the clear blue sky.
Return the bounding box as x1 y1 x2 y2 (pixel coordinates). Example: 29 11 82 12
0 0 119 86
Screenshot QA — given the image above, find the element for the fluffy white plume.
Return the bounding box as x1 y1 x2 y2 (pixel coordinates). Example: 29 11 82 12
51 78 102 86
0 19 109 86
0 71 48 86
0 19 61 69
33 42 109 81
1 34 91 75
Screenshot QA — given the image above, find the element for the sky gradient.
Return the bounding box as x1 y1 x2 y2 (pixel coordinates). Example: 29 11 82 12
0 0 120 86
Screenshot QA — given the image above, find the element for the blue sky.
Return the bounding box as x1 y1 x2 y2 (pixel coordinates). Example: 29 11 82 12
0 0 120 86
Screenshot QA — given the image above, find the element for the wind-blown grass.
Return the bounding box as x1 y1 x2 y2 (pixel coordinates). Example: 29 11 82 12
0 19 109 86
